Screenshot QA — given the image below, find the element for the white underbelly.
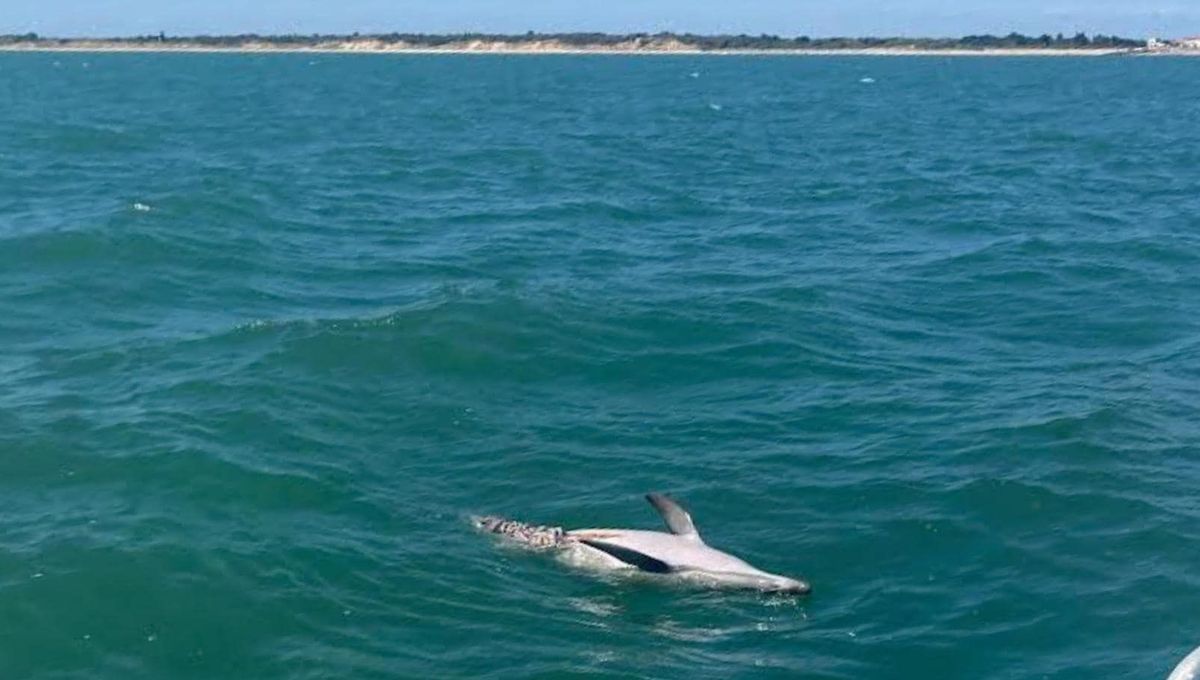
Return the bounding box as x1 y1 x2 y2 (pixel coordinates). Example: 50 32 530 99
1169 646 1200 680
556 541 636 571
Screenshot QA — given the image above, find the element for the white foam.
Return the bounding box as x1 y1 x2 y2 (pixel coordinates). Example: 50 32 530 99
566 597 620 618
132 202 151 212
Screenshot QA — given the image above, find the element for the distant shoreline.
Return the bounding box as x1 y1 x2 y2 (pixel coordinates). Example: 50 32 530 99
0 44 1182 57
3 31 1195 56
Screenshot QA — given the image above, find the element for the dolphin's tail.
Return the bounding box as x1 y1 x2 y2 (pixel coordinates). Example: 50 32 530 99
473 515 566 549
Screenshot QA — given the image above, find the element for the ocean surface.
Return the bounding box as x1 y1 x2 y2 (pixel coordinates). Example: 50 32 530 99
1 52 1199 679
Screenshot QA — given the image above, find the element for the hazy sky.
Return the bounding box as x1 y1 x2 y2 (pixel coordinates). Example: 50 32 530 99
4 0 1197 38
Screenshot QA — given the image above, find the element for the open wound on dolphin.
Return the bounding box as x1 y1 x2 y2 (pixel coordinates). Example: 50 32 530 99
474 493 811 594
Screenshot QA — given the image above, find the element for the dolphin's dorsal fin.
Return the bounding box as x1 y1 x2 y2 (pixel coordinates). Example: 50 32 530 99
646 493 700 541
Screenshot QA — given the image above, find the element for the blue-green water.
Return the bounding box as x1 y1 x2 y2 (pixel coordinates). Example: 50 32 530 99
2 53 1199 678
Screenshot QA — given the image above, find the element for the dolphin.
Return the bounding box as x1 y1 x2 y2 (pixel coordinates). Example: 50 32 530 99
1170 645 1200 680
475 493 810 595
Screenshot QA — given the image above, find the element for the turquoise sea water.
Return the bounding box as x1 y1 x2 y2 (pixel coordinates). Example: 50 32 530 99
2 53 1199 678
